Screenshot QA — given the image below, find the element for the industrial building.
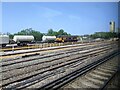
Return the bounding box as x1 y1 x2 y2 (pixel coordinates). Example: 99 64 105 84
109 21 115 32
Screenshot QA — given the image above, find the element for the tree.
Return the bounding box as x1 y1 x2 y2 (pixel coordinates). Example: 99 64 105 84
58 29 68 36
14 28 43 41
6 32 14 39
29 30 43 41
90 32 118 39
47 29 70 36
58 29 64 35
47 29 54 36
7 28 72 41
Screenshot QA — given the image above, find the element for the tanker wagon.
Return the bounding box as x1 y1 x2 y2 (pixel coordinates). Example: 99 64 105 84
42 36 56 43
13 35 34 46
0 35 9 47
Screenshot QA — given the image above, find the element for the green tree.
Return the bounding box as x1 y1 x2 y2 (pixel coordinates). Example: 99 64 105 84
30 29 43 41
14 28 71 41
47 29 70 36
90 32 118 39
14 28 43 41
47 29 55 36
6 32 14 39
58 29 68 36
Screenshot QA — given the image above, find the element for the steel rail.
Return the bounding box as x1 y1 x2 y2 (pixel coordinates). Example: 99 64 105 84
3 49 113 89
99 67 120 90
1 45 115 88
1 41 113 57
37 50 120 90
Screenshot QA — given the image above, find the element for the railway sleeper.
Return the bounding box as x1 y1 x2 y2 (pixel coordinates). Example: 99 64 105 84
0 47 109 80
61 52 119 89
1 54 102 88
25 50 118 88
1 46 118 88
1 46 113 73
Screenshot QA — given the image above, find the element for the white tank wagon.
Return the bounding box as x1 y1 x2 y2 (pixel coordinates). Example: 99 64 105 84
42 36 56 42
13 35 34 46
0 35 9 47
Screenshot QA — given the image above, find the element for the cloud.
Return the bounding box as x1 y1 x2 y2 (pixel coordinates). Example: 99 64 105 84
42 7 63 18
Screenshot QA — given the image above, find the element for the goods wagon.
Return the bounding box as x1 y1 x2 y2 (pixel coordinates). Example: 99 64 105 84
42 36 56 43
13 35 34 46
0 35 9 47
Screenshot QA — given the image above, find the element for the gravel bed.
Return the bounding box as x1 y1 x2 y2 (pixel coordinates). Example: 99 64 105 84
3 49 116 89
1 42 118 89
1 46 112 80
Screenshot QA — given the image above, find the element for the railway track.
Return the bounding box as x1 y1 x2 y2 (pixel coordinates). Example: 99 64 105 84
1 44 35 51
61 52 120 90
1 43 93 59
103 68 120 89
0 40 114 52
0 41 116 59
1 41 118 89
37 50 119 90
1 42 84 52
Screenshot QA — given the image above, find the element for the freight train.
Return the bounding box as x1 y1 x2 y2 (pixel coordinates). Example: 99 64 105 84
55 35 78 42
0 35 34 47
0 35 79 47
42 35 79 43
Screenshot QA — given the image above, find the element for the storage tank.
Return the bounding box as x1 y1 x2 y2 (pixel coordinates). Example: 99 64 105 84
0 35 9 47
42 36 56 42
110 21 115 32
